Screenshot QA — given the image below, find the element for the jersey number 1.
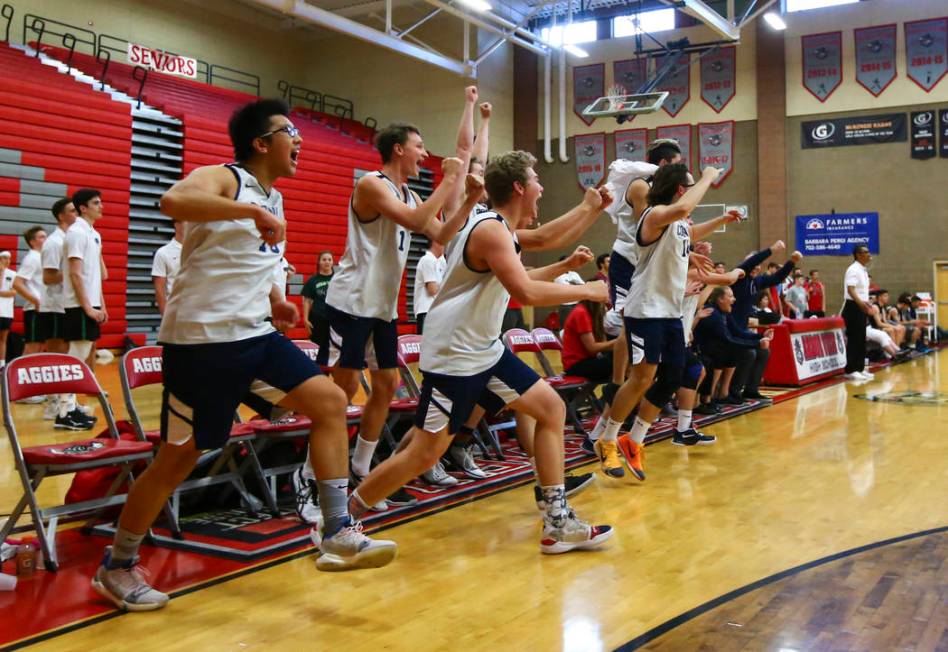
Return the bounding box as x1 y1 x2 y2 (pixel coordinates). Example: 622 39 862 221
398 230 406 252
681 241 689 258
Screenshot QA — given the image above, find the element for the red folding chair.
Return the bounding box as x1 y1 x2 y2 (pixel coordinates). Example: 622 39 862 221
531 327 602 434
120 346 279 525
2 353 155 570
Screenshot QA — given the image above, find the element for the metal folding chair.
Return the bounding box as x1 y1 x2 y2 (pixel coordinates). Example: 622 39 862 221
530 327 603 435
1 353 155 570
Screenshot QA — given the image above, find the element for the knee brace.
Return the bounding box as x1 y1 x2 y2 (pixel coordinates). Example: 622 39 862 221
680 359 704 391
645 364 682 408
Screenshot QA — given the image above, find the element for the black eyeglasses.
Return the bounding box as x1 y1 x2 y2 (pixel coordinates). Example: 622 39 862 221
260 125 300 139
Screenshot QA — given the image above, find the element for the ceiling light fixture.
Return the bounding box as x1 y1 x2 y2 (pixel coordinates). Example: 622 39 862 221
565 44 589 57
763 11 787 30
457 0 492 13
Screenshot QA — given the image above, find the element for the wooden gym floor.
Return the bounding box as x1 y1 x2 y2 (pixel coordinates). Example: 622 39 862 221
2 349 946 651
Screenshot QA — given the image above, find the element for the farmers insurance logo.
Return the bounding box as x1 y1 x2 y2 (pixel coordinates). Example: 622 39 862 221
811 122 836 141
914 112 933 126
806 218 825 230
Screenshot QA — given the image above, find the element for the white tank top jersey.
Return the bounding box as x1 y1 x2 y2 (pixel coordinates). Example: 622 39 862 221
421 212 517 376
326 172 415 321
0 268 15 319
15 249 44 312
680 292 700 343
610 175 654 262
158 164 284 345
624 207 691 320
40 227 66 313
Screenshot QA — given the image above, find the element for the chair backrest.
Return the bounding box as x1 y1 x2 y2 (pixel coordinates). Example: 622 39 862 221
397 334 422 365
121 345 164 391
4 353 102 402
530 328 562 377
292 339 320 364
502 328 548 377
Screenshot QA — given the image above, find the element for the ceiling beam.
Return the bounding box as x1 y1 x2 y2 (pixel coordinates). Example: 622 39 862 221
660 0 740 40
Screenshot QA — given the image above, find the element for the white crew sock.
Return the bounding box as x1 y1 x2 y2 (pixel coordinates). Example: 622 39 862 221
676 409 693 433
589 416 607 441
602 418 623 442
350 435 378 477
301 449 316 481
629 416 650 445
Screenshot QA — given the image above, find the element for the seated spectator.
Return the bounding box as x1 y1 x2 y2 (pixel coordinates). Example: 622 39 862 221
752 291 781 325
695 286 774 406
592 253 610 284
866 303 905 360
895 293 928 351
561 298 614 382
785 272 809 319
870 290 905 348
805 269 825 317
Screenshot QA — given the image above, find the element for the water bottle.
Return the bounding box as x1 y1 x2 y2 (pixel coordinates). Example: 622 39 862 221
15 543 35 576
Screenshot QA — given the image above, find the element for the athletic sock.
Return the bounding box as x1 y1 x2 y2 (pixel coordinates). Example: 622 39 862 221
589 416 607 441
540 485 568 527
109 527 146 566
676 409 693 433
350 435 378 478
317 478 351 537
629 416 650 445
602 418 622 442
300 451 315 482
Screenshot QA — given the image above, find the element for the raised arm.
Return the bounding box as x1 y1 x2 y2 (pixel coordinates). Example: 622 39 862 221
160 165 284 245
424 174 484 245
527 246 593 281
472 220 606 307
757 252 802 289
639 167 719 242
517 186 613 251
353 158 463 234
472 101 491 167
444 87 479 215
690 209 745 241
738 242 781 274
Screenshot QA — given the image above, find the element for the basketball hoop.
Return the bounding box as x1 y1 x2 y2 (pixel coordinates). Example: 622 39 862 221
583 90 669 123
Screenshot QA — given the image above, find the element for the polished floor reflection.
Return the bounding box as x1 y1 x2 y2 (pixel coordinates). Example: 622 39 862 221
7 350 948 651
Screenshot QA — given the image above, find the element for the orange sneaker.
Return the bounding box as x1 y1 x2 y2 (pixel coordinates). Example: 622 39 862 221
616 435 646 481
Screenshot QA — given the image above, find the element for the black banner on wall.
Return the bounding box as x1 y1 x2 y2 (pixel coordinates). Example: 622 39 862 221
801 113 906 149
910 111 937 159
940 109 948 158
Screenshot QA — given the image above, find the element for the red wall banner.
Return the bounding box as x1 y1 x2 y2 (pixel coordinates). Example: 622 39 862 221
698 121 735 187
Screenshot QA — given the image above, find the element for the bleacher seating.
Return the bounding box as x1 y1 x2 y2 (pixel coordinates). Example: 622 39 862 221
0 42 131 347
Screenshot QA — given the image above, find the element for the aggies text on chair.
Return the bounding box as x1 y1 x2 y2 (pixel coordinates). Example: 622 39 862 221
1 354 155 570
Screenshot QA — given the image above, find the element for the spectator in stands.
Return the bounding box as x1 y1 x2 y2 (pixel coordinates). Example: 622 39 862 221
40 198 79 422
729 240 801 400
301 251 334 349
785 271 808 319
151 220 184 315
805 269 825 317
554 256 585 327
695 286 774 407
592 253 610 284
13 226 48 357
751 291 780 325
842 245 873 381
413 242 446 334
0 251 16 367
61 188 107 429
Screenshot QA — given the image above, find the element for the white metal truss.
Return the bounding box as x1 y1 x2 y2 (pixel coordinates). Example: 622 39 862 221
657 0 779 40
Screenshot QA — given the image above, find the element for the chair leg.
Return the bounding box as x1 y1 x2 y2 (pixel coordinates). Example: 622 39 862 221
224 454 262 518
22 479 56 571
0 493 29 540
242 441 279 516
479 417 506 461
467 424 491 459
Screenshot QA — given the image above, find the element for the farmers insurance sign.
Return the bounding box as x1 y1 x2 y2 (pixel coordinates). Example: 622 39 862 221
791 328 847 382
795 212 880 256
127 42 197 79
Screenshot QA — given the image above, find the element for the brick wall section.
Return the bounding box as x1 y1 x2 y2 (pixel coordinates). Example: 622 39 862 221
756 20 788 250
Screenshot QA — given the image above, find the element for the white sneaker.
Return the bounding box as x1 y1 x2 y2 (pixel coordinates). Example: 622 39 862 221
421 461 458 487
540 511 614 554
858 371 875 380
843 373 865 381
77 403 96 417
91 547 169 611
316 522 397 571
43 397 61 420
448 444 487 480
291 467 323 527
16 395 46 404
309 526 322 550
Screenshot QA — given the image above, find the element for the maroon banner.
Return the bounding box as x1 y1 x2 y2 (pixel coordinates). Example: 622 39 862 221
802 31 842 102
613 57 648 95
573 63 605 127
854 24 897 97
656 124 692 171
700 46 736 112
614 128 648 162
698 121 735 187
905 17 948 92
653 53 691 117
574 133 606 189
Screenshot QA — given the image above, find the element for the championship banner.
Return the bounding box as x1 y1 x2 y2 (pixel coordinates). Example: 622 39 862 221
795 212 880 255
790 329 847 382
910 110 937 160
573 63 605 126
656 124 692 170
697 121 734 187
613 58 647 96
801 113 906 149
801 32 842 102
614 128 648 162
905 17 948 92
653 53 690 117
127 42 197 79
574 133 606 189
700 46 736 112
940 109 948 158
854 24 897 97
